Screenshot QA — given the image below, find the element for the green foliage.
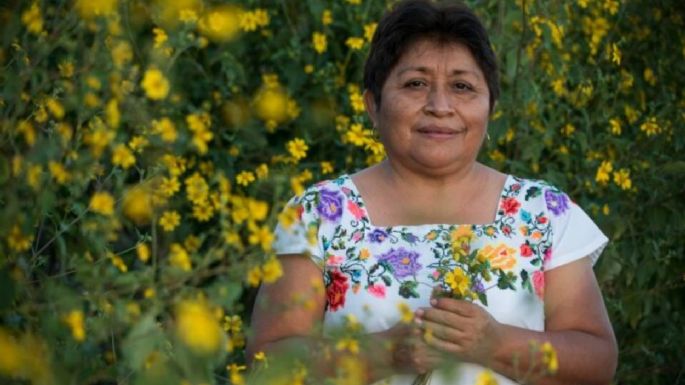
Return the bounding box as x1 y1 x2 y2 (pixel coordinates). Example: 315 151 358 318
0 0 683 384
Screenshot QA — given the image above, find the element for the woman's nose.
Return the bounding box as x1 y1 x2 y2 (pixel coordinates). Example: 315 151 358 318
423 87 454 116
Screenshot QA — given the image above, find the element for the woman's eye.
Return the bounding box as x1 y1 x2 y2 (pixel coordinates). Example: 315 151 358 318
453 82 473 91
405 80 426 88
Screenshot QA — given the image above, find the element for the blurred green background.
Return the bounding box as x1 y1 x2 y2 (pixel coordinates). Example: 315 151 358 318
0 0 683 384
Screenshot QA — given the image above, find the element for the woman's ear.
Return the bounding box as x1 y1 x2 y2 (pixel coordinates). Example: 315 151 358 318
363 89 378 127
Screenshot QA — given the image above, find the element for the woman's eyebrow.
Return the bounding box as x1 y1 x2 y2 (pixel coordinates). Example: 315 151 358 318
396 66 480 78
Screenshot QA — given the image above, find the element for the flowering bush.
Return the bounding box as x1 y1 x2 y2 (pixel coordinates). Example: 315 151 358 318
1 0 683 384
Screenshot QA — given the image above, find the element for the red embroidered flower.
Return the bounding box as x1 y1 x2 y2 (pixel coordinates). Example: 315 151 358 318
326 269 349 311
501 197 521 215
502 225 512 236
347 200 365 220
296 204 304 220
520 243 533 257
532 270 545 299
538 216 548 224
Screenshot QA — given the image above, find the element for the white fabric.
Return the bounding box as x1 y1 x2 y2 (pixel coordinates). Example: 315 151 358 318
273 174 608 385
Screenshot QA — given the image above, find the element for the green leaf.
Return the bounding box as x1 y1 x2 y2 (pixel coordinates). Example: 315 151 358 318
122 312 164 372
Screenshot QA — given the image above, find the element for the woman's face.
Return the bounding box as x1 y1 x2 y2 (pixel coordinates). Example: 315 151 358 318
365 38 491 175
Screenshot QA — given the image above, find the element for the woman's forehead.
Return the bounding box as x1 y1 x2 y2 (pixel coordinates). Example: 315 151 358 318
392 39 484 78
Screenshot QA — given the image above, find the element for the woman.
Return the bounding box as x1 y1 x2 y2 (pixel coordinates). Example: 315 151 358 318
248 1 618 384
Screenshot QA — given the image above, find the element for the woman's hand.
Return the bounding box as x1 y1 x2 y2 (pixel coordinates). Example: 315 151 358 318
414 298 503 366
377 322 445 375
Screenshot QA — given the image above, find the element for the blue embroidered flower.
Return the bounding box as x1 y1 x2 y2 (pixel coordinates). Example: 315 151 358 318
368 229 388 243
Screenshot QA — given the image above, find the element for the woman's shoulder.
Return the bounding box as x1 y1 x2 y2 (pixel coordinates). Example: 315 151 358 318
506 174 574 218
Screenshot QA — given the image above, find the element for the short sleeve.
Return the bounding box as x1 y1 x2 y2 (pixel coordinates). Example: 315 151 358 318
544 189 609 270
272 192 325 268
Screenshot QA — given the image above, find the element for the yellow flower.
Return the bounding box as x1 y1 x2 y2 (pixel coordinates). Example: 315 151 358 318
261 257 283 283
595 160 613 185
17 120 36 146
336 337 360 354
248 225 274 252
609 118 622 135
644 67 657 86
199 5 242 42
159 211 181 232
253 86 289 126
397 302 413 323
561 123 575 136
7 225 34 252
137 243 150 263
278 205 299 229
228 363 246 385
21 3 44 35
475 370 499 385
255 163 269 179
346 0 361 4
48 161 71 184
169 243 191 271
63 310 86 342
106 99 120 128
640 117 661 136
287 138 309 160
321 9 333 26
58 60 74 78
90 192 115 216
192 202 215 222
122 185 153 225
185 172 209 204
610 43 621 65
112 144 136 169
541 342 558 374
488 149 506 163
364 23 377 41
152 117 177 142
240 9 270 32
624 105 639 124
26 164 42 190
345 37 365 50
348 85 365 113
74 0 118 19
46 97 65 119
109 253 128 272
153 28 168 48
128 136 149 152
160 176 180 197
345 123 372 146
312 32 327 54
236 171 256 186
444 268 470 298
321 161 334 174
175 300 223 353
141 68 170 100
247 265 262 286
111 40 133 68
613 168 632 190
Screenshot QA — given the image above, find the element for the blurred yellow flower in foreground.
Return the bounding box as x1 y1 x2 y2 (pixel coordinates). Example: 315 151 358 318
541 341 558 373
0 328 52 383
169 243 191 271
199 5 242 42
90 192 115 216
475 370 498 385
253 87 289 127
175 300 223 353
141 68 170 100
122 185 154 225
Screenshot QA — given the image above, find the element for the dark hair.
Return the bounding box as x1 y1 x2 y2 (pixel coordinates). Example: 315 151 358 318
363 0 500 112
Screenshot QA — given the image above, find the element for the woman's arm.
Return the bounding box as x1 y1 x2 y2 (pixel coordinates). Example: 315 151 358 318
416 256 618 385
247 254 441 383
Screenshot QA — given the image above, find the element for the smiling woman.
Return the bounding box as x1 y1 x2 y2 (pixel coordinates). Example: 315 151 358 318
248 1 618 384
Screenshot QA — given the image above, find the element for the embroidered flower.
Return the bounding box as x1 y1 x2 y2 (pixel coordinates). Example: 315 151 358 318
326 269 349 311
532 270 545 299
520 243 533 258
544 189 570 216
367 283 386 298
368 229 388 243
377 247 422 279
347 199 365 220
501 197 521 215
317 188 343 221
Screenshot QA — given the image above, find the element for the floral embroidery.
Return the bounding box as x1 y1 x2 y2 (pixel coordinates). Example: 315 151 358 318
282 175 576 312
544 189 570 216
377 247 422 279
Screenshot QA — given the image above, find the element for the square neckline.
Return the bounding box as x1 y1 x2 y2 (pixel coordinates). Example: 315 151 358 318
339 173 513 229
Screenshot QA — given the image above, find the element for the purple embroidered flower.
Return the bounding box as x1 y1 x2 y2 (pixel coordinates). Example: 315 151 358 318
377 247 422 278
368 229 388 243
316 189 343 221
544 189 570 216
472 278 485 293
